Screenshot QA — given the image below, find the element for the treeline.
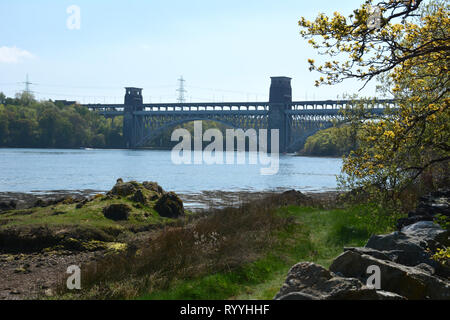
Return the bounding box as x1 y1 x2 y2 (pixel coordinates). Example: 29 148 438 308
0 92 230 149
0 92 124 148
298 126 357 157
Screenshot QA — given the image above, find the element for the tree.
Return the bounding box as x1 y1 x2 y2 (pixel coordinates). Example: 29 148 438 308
0 92 5 105
299 0 449 205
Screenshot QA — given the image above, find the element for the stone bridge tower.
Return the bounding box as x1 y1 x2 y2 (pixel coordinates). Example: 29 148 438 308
123 87 144 148
268 77 292 153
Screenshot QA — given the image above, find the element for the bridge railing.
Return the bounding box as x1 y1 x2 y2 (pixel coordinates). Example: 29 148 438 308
83 99 396 115
289 99 396 110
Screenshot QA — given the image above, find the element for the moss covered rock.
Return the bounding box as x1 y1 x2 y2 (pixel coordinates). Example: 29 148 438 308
154 192 184 218
103 203 132 221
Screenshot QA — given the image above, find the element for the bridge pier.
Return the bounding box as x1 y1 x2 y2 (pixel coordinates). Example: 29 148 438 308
123 87 144 148
268 77 292 153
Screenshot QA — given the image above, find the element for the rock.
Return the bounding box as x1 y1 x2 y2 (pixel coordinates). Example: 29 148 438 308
75 199 88 209
401 221 449 246
374 291 407 300
343 247 394 262
0 201 16 212
130 189 147 204
143 181 165 195
397 216 434 230
278 190 312 206
277 292 319 300
102 203 131 221
154 192 184 218
364 222 449 275
397 188 450 229
33 199 48 208
329 250 450 300
44 288 53 297
274 262 388 300
14 266 30 274
365 231 439 267
109 180 138 197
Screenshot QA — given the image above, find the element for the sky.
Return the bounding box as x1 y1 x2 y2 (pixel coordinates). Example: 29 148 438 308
0 0 382 104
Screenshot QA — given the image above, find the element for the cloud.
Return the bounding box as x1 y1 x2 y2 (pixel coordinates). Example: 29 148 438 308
0 46 35 63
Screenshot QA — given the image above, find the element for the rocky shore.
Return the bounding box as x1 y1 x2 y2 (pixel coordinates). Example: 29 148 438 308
275 190 450 300
1 189 340 213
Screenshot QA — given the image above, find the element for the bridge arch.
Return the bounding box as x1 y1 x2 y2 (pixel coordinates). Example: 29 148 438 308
135 117 263 148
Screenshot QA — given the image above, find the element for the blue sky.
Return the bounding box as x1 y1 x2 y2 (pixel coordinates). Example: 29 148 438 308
0 0 380 104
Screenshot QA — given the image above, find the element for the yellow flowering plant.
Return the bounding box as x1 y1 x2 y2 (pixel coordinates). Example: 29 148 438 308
300 0 449 207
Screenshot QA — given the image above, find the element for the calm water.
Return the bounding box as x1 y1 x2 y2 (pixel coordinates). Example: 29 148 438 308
0 149 342 194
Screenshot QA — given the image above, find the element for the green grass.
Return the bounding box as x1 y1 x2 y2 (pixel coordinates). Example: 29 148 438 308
0 197 168 230
139 204 398 300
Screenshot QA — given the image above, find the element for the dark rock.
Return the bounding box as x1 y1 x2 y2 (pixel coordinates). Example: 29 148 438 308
274 262 388 300
33 199 48 208
102 204 131 221
344 247 392 261
277 292 319 300
330 250 450 300
75 199 88 209
143 181 165 195
279 190 312 206
401 221 449 246
154 192 184 218
397 189 450 229
109 180 137 197
365 231 439 267
0 201 16 212
130 189 147 204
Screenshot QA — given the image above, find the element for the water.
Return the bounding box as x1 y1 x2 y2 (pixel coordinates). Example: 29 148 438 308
0 148 342 194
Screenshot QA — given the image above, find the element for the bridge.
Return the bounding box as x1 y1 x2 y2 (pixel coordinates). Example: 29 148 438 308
83 77 395 153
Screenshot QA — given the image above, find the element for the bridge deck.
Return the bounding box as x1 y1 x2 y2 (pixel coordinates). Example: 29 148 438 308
84 99 396 116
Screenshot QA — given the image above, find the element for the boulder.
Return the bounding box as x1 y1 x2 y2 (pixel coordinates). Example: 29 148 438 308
33 199 48 208
278 190 312 206
130 189 147 204
397 188 450 229
143 181 165 195
274 262 401 300
364 222 449 271
0 201 16 212
365 231 438 267
154 192 184 218
108 179 138 197
401 221 449 246
102 203 131 221
329 250 450 300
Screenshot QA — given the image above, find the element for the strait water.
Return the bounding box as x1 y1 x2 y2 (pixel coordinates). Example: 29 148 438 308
0 148 342 194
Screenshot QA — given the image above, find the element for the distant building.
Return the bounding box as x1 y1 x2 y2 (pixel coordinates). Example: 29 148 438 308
54 100 78 106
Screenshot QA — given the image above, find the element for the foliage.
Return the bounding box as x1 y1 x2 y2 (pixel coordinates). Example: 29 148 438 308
431 247 450 267
0 92 124 148
299 125 357 157
300 0 450 205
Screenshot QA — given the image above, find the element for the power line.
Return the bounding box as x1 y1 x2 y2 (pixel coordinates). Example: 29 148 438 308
176 76 187 103
17 74 34 94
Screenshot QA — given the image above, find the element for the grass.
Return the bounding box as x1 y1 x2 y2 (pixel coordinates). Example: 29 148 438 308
0 196 166 229
27 189 399 300
0 182 190 254
138 204 399 300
